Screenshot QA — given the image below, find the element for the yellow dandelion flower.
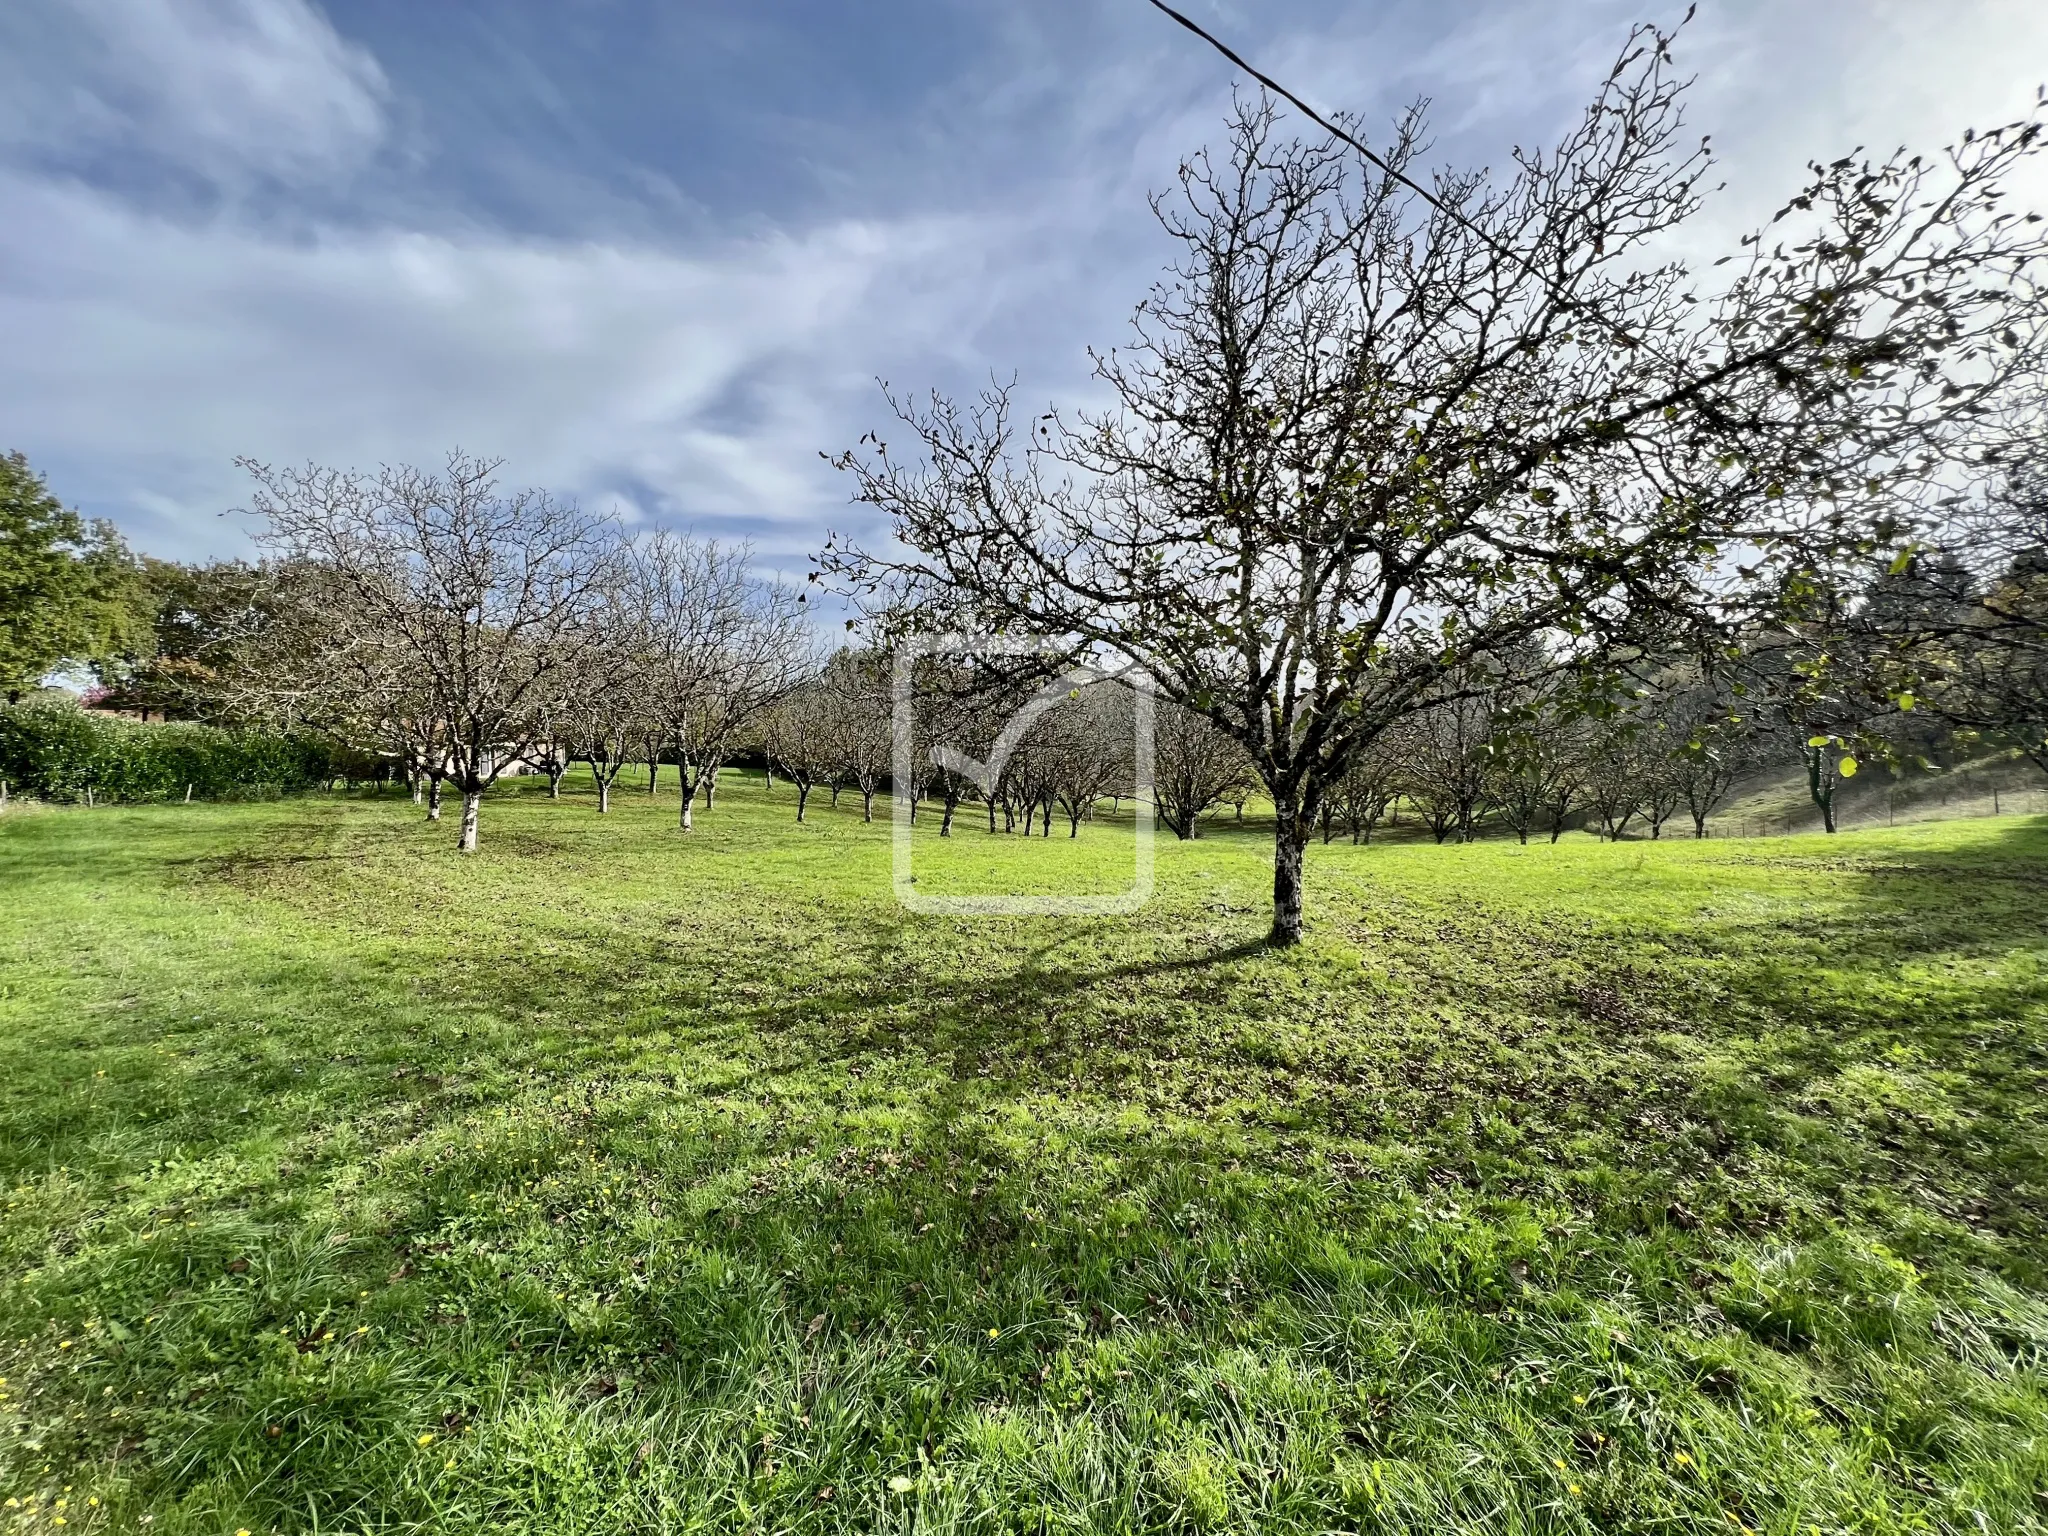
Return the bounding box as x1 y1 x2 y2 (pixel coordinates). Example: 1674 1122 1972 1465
417 1433 435 1446
987 1328 1000 1340
1552 1458 1566 1471
1674 1451 1694 1467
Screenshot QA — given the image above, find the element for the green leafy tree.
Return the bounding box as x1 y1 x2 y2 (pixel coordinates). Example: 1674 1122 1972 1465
0 451 139 701
92 557 278 721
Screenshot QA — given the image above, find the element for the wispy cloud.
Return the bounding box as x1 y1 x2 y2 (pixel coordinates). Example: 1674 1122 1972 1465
0 0 390 200
0 0 2041 576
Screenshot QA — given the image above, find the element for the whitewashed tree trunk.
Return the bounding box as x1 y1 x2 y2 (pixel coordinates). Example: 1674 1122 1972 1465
458 791 481 852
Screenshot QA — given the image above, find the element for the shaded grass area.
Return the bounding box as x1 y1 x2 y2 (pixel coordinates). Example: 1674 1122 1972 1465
1 776 2045 1533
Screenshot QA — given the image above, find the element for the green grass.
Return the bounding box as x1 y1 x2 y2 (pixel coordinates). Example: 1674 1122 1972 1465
1 775 2045 1534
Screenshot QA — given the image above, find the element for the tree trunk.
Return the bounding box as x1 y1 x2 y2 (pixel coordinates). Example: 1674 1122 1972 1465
1805 749 1838 834
648 760 660 794
598 778 611 814
703 769 717 808
862 790 875 823
428 778 443 821
940 796 955 836
796 783 810 822
1270 810 1307 946
458 790 481 852
680 783 694 830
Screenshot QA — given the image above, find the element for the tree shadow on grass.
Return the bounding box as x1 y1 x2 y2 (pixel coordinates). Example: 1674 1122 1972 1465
7 812 2048 1529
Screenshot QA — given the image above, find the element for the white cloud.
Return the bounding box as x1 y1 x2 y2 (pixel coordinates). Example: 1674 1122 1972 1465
0 168 1085 568
0 0 389 192
1 0 2043 582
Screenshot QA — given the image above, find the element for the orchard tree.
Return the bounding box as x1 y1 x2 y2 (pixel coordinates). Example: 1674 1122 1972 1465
819 648 894 821
1863 446 2048 768
1486 677 1592 845
244 453 621 851
764 681 839 822
1047 684 1135 836
1400 690 1494 844
632 532 811 830
823 28 2048 942
1653 665 1759 836
1152 698 1254 839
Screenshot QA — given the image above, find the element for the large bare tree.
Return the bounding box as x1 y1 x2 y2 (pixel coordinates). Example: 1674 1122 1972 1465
243 453 621 851
822 29 2048 942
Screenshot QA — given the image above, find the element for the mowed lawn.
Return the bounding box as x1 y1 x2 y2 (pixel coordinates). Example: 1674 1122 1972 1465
2 778 2046 1535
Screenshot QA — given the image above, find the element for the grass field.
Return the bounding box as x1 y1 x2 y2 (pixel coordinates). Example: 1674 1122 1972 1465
1 777 2045 1534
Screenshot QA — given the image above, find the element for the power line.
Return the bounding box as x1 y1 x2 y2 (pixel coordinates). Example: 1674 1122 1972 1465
1142 0 1489 247
1141 0 1660 326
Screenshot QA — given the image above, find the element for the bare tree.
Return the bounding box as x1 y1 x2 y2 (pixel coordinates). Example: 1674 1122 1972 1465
632 533 812 831
1489 715 1578 847
1583 719 1648 841
816 649 893 822
243 453 620 851
1328 737 1401 844
1673 727 1752 838
1048 684 1134 836
825 30 2048 940
765 680 839 822
1152 698 1254 839
1401 690 1494 844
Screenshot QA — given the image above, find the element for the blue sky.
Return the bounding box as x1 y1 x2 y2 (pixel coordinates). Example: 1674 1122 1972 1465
3 0 2044 583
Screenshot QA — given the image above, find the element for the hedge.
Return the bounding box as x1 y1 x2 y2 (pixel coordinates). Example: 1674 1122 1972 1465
0 703 364 804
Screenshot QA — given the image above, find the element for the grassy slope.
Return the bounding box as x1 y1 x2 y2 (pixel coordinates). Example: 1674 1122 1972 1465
0 778 2044 1534
1718 753 2048 838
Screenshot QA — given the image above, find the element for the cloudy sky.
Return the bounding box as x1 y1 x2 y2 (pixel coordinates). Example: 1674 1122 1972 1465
2 0 2044 582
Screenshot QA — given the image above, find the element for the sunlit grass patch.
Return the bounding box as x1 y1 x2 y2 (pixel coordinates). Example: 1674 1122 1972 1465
1 776 2044 1531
